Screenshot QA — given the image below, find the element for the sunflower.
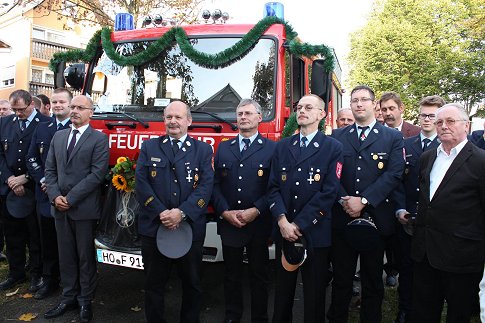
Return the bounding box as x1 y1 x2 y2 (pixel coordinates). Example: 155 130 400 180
112 174 128 191
117 156 128 164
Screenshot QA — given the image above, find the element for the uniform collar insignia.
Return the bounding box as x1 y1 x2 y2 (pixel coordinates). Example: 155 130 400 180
257 138 263 144
373 129 379 133
230 139 236 145
162 138 168 143
349 128 355 133
313 142 319 148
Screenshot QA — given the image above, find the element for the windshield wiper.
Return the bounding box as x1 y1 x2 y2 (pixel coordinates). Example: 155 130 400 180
191 111 238 131
94 111 149 129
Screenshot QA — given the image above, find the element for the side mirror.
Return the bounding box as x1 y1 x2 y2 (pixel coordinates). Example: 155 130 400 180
64 63 85 90
311 59 332 112
54 61 66 89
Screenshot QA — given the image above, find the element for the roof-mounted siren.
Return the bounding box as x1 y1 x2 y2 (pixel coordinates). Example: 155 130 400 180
64 63 85 90
264 2 284 20
114 13 134 31
201 9 229 23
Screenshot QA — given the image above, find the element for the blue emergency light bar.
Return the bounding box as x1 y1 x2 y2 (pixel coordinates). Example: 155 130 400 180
264 2 284 20
115 13 134 31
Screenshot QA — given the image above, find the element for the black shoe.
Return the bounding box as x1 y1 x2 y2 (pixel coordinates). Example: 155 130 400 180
0 252 6 262
28 276 43 293
394 310 410 323
386 274 397 287
0 276 25 290
80 304 93 322
34 282 58 300
44 303 78 319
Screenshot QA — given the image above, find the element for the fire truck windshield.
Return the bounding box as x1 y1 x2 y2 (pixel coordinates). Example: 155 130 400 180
91 37 276 122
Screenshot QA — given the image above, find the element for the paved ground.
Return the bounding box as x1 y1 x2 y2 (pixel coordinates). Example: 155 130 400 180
0 261 309 322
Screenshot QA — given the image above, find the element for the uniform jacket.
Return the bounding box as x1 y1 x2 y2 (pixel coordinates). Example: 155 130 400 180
135 135 214 242
268 131 343 248
411 141 485 273
0 112 51 195
331 122 405 236
26 120 71 217
45 126 109 221
212 134 276 247
401 121 421 138
400 134 440 213
471 130 485 150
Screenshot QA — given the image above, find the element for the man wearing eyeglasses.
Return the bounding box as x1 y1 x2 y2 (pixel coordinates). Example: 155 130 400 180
44 95 109 322
26 88 73 300
380 92 420 138
411 103 485 322
328 85 405 323
0 90 50 291
212 98 276 323
392 95 445 323
268 94 343 322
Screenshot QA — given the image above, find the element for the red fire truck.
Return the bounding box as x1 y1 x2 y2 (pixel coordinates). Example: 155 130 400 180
53 5 343 269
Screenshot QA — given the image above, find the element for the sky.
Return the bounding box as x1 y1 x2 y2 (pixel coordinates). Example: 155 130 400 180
207 0 375 95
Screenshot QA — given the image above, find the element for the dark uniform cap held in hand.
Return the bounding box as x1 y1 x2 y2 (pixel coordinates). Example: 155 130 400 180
281 235 308 272
6 188 35 218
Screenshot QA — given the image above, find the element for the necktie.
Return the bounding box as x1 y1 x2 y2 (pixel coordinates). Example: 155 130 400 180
172 139 180 155
67 129 79 158
57 123 62 130
358 126 369 142
422 138 431 151
300 137 308 149
20 119 27 132
241 138 250 156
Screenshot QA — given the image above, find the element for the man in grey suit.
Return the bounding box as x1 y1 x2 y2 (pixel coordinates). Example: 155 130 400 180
44 95 109 323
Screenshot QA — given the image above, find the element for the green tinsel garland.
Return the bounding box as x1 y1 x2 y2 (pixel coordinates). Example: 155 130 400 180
281 112 326 138
48 16 334 72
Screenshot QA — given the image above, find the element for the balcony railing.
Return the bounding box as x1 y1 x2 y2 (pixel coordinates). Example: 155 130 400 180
31 39 79 61
29 82 103 102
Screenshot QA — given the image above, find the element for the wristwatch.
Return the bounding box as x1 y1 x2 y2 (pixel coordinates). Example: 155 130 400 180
361 197 369 206
180 210 187 221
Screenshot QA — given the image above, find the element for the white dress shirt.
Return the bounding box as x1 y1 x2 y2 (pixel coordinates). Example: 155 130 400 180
429 139 468 200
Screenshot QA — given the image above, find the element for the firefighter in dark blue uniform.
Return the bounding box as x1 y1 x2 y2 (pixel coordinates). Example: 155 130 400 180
26 88 73 299
471 120 485 150
393 95 444 323
0 90 51 291
327 85 405 323
135 101 214 323
212 99 276 323
268 94 343 323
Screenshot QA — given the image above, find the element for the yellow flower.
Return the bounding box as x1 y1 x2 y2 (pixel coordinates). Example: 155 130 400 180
112 174 128 191
116 156 128 164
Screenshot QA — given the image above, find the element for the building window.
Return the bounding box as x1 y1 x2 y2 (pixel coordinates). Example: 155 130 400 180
0 65 14 88
32 69 43 83
31 67 54 85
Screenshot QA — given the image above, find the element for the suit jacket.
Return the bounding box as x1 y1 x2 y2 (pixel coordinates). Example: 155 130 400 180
411 141 485 273
0 112 51 195
45 126 109 221
212 134 276 247
400 134 440 213
471 130 485 150
268 131 343 248
331 122 405 236
401 121 421 138
135 135 214 242
26 120 71 217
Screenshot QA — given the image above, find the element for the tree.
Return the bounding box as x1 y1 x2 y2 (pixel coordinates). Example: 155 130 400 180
348 0 484 119
17 0 205 28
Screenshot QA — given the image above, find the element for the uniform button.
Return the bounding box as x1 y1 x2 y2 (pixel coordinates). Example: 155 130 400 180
355 191 359 194
239 176 242 180
18 150 22 152
173 192 177 196
356 179 360 182
237 188 241 192
17 159 21 162
357 167 361 171
172 167 176 171
416 188 419 191
295 182 299 185
294 196 298 199
386 199 389 202
174 179 177 183
223 164 226 167
19 141 22 144
259 164 263 167
297 168 301 172
237 200 241 204
293 209 296 213
358 156 362 159
18 168 21 171
239 164 243 167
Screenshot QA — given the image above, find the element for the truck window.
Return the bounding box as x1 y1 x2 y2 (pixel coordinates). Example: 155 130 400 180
91 37 277 122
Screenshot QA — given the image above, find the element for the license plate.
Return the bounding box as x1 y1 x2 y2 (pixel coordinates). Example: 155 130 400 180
96 249 144 270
